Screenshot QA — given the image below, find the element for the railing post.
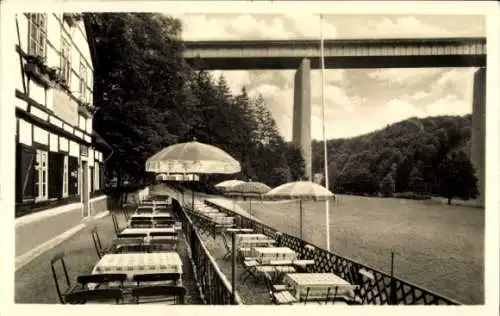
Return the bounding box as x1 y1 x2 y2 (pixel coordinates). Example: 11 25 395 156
390 252 397 305
231 232 237 305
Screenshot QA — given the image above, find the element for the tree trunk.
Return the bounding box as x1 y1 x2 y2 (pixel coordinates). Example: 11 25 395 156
447 196 452 205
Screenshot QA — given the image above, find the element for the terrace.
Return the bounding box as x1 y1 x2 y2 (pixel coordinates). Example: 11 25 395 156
15 184 460 305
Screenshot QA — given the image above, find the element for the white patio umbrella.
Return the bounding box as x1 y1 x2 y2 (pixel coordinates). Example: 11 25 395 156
145 138 241 211
215 179 246 192
225 179 272 219
264 180 335 240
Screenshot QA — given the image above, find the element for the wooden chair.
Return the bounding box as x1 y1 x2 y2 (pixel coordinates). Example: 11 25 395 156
111 212 121 235
131 285 185 304
130 220 154 228
115 244 151 253
263 272 296 305
50 252 80 304
65 288 123 304
90 226 106 259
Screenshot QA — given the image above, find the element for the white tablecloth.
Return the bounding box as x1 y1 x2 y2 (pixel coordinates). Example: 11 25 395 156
93 252 183 277
283 273 353 300
252 247 297 263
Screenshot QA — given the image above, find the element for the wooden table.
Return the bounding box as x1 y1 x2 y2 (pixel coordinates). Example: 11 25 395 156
283 273 353 301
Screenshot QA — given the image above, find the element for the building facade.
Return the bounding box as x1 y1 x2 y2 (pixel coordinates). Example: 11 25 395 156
14 13 106 218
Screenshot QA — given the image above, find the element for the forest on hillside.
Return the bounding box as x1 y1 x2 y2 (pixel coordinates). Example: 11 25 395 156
312 115 478 202
86 13 305 189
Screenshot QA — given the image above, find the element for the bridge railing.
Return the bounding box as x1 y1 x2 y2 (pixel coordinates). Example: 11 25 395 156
205 199 461 305
171 198 242 305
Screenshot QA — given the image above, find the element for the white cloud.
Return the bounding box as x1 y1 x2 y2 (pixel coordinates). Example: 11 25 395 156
210 70 251 94
425 94 471 116
368 68 442 86
364 16 453 38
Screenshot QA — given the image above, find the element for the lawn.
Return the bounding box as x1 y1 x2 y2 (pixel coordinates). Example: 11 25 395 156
236 194 484 305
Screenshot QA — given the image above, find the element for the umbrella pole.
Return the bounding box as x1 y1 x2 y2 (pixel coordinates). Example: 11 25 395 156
249 198 252 218
300 200 303 240
192 189 194 211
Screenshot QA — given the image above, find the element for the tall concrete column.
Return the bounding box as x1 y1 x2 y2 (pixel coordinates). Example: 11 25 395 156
471 67 486 206
292 58 312 181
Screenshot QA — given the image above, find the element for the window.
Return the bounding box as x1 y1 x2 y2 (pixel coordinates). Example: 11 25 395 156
79 61 87 101
62 156 69 197
94 162 100 191
34 150 48 201
60 37 71 84
27 14 47 58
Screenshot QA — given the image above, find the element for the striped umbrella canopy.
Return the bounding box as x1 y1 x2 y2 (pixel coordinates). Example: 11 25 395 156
225 180 272 197
145 138 241 174
265 180 334 201
215 180 246 191
224 180 272 218
145 138 241 211
265 180 335 239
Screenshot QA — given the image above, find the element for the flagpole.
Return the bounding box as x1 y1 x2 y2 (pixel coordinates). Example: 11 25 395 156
320 14 330 252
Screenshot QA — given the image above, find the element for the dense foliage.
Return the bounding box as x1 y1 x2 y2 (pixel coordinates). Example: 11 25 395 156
87 13 305 190
312 115 478 203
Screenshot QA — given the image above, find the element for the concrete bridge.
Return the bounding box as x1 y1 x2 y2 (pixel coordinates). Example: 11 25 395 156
183 37 486 205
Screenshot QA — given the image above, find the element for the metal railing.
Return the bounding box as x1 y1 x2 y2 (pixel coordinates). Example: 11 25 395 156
204 199 461 305
171 198 242 305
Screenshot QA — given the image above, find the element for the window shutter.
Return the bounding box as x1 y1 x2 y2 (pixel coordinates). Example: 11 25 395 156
68 156 79 196
48 152 64 199
16 144 36 202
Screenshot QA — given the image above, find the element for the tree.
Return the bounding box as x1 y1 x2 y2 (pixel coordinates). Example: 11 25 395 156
437 151 478 205
408 166 426 194
380 173 396 197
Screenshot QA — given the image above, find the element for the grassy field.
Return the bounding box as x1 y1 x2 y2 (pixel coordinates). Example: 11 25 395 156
236 194 484 305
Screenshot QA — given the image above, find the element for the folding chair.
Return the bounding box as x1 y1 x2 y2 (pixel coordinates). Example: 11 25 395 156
50 252 80 304
263 272 296 305
131 285 185 304
64 288 124 304
111 212 121 235
221 233 233 261
90 226 106 259
117 233 148 239
114 244 151 253
130 220 153 228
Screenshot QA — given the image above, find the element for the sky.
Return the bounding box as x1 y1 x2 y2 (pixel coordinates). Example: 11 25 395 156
170 13 485 141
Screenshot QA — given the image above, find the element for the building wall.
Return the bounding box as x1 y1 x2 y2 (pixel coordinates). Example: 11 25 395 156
14 13 105 218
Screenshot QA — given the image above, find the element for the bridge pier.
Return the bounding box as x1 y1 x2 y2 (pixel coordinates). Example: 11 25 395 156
292 58 312 181
471 67 486 206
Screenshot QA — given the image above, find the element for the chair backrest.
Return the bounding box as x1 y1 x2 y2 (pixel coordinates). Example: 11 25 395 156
115 244 151 253
149 231 177 237
64 289 123 304
113 237 144 246
117 233 147 239
77 273 128 287
111 213 120 235
121 207 130 221
50 252 71 304
130 220 153 228
133 273 181 284
90 226 103 259
132 285 185 304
